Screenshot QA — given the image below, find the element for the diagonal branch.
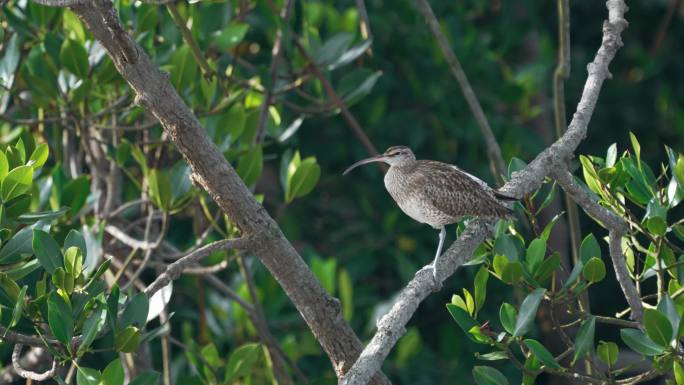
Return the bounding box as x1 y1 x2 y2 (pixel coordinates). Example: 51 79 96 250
551 169 643 321
412 0 506 184
340 1 629 383
65 1 390 382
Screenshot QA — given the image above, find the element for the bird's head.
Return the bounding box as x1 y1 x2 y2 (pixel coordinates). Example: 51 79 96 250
343 145 416 175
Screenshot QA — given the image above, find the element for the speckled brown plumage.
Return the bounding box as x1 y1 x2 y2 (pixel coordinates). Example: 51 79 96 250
343 145 516 279
384 159 512 229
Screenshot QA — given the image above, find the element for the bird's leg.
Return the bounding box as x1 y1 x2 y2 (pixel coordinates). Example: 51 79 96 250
418 226 446 283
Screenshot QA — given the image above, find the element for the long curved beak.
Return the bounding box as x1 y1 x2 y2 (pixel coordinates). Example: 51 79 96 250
343 155 387 176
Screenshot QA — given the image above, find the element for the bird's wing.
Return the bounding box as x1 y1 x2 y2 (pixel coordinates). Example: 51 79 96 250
411 161 511 218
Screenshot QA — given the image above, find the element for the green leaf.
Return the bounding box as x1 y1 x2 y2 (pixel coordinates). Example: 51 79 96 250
474 266 489 316
314 33 354 65
396 327 422 366
582 257 606 283
629 132 641 168
338 268 354 322
564 261 584 288
120 292 149 328
115 325 141 353
476 351 509 361
446 303 479 342
101 359 124 385
524 339 561 369
657 294 680 339
286 156 321 203
499 302 517 334
77 307 106 357
580 234 601 264
513 288 545 337
522 355 541 385
472 366 509 385
77 367 101 385
596 341 619 367
225 343 261 383
329 39 373 70
9 285 27 329
501 261 523 285
0 226 34 264
643 308 673 347
64 229 87 258
28 143 49 168
463 288 475 316
1 165 32 201
48 292 73 345
64 246 84 277
0 151 9 180
525 238 546 274
107 284 120 330
236 145 263 187
674 361 684 385
129 372 160 385
17 207 69 224
0 272 20 301
675 155 684 190
492 254 508 276
213 23 249 50
0 34 20 91
169 45 198 90
32 229 63 274
220 103 246 143
62 176 90 216
533 252 560 283
201 342 221 368
340 70 382 105
60 38 90 78
606 143 618 167
148 169 172 210
572 316 595 363
620 328 665 356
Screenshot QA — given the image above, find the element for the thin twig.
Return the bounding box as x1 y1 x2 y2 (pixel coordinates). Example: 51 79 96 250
552 169 643 322
11 345 57 382
255 0 294 144
144 238 248 297
412 0 506 184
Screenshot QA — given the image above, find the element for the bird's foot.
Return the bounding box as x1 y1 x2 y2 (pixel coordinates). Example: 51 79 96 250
415 264 442 291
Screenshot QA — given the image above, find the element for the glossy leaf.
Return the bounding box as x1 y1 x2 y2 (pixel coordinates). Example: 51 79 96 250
286 156 321 203
643 308 673 347
77 367 100 385
582 257 606 283
120 292 149 328
596 341 618 367
60 38 89 78
225 343 261 383
129 372 160 385
620 328 665 356
0 226 34 264
580 234 601 264
525 238 546 274
472 366 509 385
77 307 106 356
499 302 517 335
236 145 263 187
32 229 63 274
101 359 124 385
572 316 595 363
513 288 545 337
48 292 73 345
474 266 489 316
1 165 32 201
524 339 561 369
115 326 141 353
9 285 27 329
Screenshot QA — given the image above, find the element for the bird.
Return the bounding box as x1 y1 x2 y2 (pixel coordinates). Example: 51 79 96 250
343 145 516 281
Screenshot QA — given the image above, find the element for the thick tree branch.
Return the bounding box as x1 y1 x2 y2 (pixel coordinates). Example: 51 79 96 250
551 169 643 321
66 1 390 382
412 0 506 183
340 1 629 383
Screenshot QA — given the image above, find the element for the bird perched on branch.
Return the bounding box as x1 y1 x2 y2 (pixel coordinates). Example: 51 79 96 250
344 145 516 280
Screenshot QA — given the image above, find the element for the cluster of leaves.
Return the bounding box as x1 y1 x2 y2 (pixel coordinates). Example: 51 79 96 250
446 137 684 385
0 132 163 383
0 0 380 382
